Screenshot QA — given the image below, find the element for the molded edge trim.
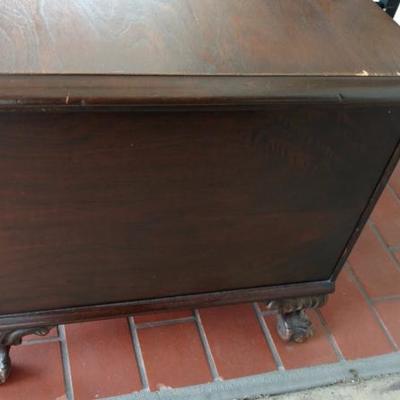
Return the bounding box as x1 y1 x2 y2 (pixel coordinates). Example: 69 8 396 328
0 75 399 109
0 280 333 330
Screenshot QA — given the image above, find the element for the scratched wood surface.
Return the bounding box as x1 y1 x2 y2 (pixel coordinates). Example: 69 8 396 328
1 0 400 75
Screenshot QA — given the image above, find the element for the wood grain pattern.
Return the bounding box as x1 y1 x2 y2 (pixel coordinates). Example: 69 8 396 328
1 0 400 75
0 0 399 379
0 105 398 314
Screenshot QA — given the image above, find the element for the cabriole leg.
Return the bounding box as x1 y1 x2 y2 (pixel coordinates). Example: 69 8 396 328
267 295 328 343
0 345 11 384
0 326 54 384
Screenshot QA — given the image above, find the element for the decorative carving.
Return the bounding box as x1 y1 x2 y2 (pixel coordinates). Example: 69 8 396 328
0 346 10 385
0 326 53 384
267 295 328 343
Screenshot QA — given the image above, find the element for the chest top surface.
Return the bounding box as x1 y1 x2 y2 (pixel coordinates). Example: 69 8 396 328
1 0 400 76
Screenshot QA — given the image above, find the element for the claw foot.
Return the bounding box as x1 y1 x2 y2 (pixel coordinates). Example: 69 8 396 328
268 294 328 343
0 326 54 384
0 345 11 384
276 310 313 343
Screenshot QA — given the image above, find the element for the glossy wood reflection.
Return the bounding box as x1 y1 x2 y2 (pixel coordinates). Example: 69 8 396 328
1 0 400 75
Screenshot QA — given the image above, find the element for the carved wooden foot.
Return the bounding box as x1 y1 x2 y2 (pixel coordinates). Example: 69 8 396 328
267 295 328 343
0 345 11 384
0 326 54 384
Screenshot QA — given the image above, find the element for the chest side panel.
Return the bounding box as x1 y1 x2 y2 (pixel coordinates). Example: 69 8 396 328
0 105 398 313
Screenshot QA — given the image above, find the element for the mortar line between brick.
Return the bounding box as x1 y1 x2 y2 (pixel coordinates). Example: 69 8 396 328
21 336 61 346
58 325 75 400
372 294 400 303
135 316 194 330
253 303 285 371
314 309 345 362
388 245 400 251
369 219 400 274
193 309 221 381
387 183 400 204
261 310 276 317
347 265 399 351
128 317 150 391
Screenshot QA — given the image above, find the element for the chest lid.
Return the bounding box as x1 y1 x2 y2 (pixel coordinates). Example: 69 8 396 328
1 0 400 76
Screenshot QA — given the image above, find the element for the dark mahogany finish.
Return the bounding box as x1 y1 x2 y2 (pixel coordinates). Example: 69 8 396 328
0 104 399 316
1 0 400 383
1 0 400 75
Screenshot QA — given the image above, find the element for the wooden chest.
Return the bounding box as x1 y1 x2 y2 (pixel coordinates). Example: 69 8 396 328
1 0 400 383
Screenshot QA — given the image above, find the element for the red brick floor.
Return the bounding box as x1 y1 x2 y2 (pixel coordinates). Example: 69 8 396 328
3 165 400 400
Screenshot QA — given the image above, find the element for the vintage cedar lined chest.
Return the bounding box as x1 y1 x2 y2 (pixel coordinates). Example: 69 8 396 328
1 0 400 383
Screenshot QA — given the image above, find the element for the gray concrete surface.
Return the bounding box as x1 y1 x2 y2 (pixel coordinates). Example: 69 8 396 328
104 352 400 400
269 373 400 400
